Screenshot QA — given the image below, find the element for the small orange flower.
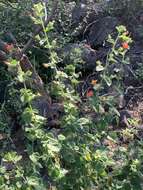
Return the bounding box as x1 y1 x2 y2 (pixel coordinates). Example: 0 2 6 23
91 79 97 86
86 90 94 97
122 42 129 49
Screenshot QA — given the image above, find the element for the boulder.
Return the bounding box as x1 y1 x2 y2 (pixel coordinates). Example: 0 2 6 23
32 96 64 128
72 3 87 26
62 43 98 70
86 16 119 46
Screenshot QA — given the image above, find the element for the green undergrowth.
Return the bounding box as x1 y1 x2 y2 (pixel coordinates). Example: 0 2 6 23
0 1 143 190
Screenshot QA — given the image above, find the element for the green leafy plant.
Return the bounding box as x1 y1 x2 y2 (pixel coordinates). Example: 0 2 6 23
0 1 143 190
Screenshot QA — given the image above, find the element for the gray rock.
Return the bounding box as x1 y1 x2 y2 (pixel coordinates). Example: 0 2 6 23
32 96 51 118
87 16 119 46
32 96 64 128
119 110 132 128
72 3 87 26
132 24 143 42
63 43 98 70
